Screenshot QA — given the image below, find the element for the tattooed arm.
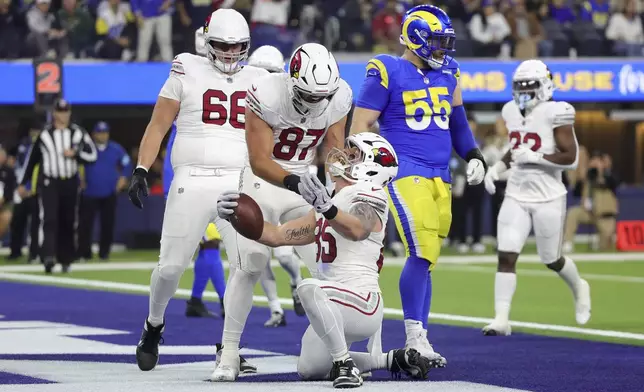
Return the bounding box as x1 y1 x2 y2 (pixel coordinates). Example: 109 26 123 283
329 202 383 241
258 210 317 247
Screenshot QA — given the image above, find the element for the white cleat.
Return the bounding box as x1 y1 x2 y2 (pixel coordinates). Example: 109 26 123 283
210 364 239 382
574 279 591 325
406 332 447 368
482 321 512 336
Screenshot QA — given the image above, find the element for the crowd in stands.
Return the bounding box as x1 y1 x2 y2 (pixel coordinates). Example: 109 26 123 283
1 0 643 60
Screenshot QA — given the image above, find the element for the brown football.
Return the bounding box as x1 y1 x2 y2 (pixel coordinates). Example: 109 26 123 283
230 193 264 240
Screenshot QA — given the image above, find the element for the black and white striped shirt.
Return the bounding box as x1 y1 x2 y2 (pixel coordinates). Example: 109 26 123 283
20 124 98 184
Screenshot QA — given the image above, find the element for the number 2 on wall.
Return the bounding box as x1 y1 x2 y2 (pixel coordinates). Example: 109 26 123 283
402 87 452 131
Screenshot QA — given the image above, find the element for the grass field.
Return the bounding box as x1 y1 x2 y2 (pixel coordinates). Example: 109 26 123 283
1 247 643 346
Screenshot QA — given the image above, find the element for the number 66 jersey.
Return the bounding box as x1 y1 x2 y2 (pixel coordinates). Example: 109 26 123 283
159 53 268 170
502 99 576 203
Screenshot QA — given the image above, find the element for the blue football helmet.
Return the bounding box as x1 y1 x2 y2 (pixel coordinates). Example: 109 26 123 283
399 4 456 69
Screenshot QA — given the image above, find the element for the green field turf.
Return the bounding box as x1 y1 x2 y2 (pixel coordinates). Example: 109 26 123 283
4 248 643 346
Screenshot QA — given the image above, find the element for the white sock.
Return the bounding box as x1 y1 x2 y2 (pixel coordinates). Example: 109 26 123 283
221 269 261 360
494 272 517 324
404 319 423 342
148 265 182 327
277 252 302 286
297 282 349 362
350 352 388 372
557 256 582 292
260 265 283 313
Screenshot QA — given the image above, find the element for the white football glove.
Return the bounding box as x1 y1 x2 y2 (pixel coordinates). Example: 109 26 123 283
512 146 543 165
466 158 486 185
300 173 333 213
484 161 508 195
217 190 240 220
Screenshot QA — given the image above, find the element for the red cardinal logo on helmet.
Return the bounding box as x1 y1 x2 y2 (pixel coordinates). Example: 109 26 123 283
372 147 397 167
203 14 211 33
290 50 302 79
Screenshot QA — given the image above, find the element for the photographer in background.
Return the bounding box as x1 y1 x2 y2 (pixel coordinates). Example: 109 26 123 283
563 150 618 252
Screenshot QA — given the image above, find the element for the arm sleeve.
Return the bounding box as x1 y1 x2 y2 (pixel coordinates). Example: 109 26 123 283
449 105 478 159
355 58 390 112
19 137 42 186
245 76 280 125
73 126 98 163
552 102 576 127
159 58 185 100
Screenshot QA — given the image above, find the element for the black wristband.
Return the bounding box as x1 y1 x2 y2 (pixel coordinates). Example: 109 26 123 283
283 174 301 194
465 148 488 172
133 167 148 178
323 205 338 220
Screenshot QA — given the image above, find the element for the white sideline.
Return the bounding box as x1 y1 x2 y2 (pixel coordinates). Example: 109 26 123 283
1 271 643 342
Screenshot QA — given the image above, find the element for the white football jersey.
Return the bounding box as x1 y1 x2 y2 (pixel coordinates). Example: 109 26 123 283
159 53 268 170
314 181 388 293
502 100 577 202
245 73 353 175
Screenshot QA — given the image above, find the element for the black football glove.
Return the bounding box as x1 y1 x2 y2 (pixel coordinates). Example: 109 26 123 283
128 167 149 209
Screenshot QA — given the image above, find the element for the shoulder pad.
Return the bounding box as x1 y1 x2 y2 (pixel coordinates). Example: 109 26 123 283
246 73 281 122
551 101 576 127
501 100 516 119
331 79 353 119
445 57 460 79
171 53 192 76
365 54 398 90
350 183 388 215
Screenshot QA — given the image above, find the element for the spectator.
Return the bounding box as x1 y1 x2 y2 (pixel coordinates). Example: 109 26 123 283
175 0 236 53
250 0 292 56
78 122 131 261
26 0 69 58
580 0 610 29
605 0 643 56
563 151 618 252
7 119 42 262
95 0 136 60
336 0 372 51
0 0 22 59
56 0 93 58
468 0 511 57
131 0 173 62
0 145 16 240
372 0 403 54
505 0 544 59
547 0 576 26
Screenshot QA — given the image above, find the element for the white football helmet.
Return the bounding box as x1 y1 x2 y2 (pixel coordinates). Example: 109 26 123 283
248 45 284 73
287 43 340 117
512 59 554 111
194 27 206 57
203 9 250 73
327 132 399 187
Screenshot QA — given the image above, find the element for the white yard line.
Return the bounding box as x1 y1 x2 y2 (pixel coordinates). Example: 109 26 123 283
2 252 643 273
1 271 643 342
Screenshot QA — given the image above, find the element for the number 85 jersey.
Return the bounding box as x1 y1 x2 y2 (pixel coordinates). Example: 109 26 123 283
159 53 268 170
245 73 353 175
355 53 460 181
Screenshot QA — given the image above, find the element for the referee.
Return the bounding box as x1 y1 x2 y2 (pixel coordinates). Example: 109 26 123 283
18 99 98 273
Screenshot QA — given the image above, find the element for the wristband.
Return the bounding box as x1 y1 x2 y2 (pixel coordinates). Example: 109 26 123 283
283 174 301 194
465 148 488 172
133 167 148 177
323 205 338 220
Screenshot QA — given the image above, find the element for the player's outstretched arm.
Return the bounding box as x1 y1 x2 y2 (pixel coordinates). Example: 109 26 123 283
137 96 178 170
450 82 487 185
260 210 317 247
245 107 297 189
329 202 383 241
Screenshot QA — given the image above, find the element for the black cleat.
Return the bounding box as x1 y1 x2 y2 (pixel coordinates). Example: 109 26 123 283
214 343 257 374
388 348 430 380
136 319 164 371
330 358 363 388
185 297 216 318
220 299 225 319
291 285 306 316
44 258 55 274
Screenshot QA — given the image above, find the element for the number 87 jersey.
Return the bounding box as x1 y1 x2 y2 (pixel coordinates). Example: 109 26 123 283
245 73 353 175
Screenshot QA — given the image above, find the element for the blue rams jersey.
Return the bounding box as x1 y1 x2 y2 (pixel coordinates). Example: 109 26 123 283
355 54 460 182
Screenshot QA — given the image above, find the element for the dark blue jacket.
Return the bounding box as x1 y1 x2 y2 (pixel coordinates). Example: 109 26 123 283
83 141 131 198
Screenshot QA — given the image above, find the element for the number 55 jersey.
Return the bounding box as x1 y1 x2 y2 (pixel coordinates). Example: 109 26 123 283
355 54 460 183
159 53 268 170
